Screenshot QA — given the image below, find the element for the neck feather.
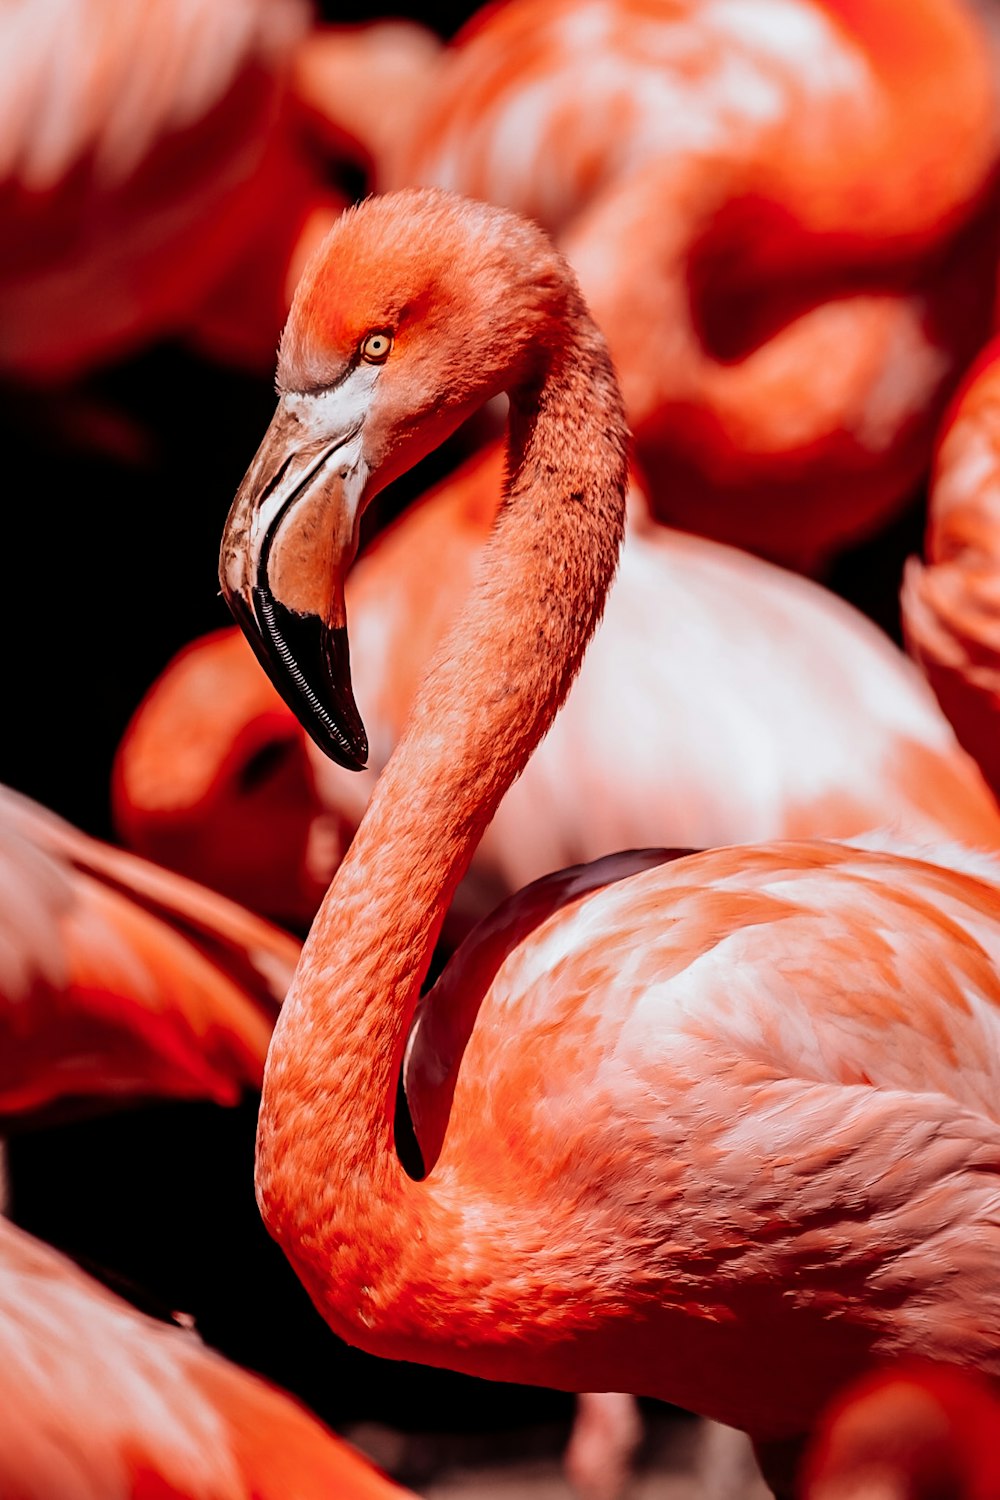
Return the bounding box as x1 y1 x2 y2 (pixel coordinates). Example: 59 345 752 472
255 285 628 1359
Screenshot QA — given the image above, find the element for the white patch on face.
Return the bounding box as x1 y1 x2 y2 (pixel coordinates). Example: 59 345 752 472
250 372 379 565
283 367 382 448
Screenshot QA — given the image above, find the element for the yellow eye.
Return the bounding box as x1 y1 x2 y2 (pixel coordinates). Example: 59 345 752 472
360 331 393 364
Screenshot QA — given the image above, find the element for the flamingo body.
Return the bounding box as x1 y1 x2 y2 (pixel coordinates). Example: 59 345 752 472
280 837 1000 1447
216 187 1000 1490
0 1213 409 1499
0 783 296 1120
902 336 1000 806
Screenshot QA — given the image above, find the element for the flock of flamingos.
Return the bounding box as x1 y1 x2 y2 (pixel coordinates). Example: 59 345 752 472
8 0 1000 1496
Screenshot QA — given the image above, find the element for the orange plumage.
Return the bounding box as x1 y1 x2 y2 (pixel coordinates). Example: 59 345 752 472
0 782 296 1120
902 334 1000 809
0 1213 411 1499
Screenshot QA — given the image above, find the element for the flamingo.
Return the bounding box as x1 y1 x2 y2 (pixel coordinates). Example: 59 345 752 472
0 1211 411 1498
0 789 418 1496
111 626 338 935
0 780 297 1120
383 0 1000 571
291 17 442 188
0 0 440 384
901 334 1000 809
116 440 1000 939
0 788 411 1494
218 187 1000 1498
800 1362 1000 1500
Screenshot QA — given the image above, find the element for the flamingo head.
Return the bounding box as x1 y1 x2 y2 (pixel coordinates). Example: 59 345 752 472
219 186 573 770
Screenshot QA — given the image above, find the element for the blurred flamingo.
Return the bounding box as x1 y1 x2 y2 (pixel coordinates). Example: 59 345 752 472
112 626 339 935
0 0 440 385
800 1362 1000 1500
0 1211 411 1498
0 768 424 1495
902 334 1000 808
385 0 1000 571
116 440 1000 939
292 17 442 188
219 187 1000 1500
0 780 297 1123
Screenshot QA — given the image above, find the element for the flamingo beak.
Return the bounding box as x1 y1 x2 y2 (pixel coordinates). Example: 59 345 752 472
218 394 370 771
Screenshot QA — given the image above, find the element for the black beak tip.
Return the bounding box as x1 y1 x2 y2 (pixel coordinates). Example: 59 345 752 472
225 587 370 774
317 712 369 772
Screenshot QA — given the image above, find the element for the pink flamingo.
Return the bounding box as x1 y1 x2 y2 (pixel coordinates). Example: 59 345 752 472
218 187 1000 1498
292 17 442 188
115 440 1000 938
384 0 1000 571
0 780 296 1120
0 0 439 384
0 1211 411 1498
0 789 416 1495
112 625 338 935
902 334 1000 809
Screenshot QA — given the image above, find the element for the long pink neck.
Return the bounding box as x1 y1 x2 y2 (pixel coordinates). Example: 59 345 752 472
255 290 628 1365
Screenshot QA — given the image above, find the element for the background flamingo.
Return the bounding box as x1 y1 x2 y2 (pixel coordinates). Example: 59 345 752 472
0 773 293 1377
800 1362 1000 1500
1 0 333 385
0 1211 412 1498
112 626 338 934
383 0 1000 572
0 0 441 386
0 783 414 1496
291 17 442 188
0 780 296 1122
116 439 1000 943
219 186 1000 1500
0 775 509 1496
902 334 1000 809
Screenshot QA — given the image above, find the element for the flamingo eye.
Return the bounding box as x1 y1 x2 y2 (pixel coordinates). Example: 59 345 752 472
360 331 393 364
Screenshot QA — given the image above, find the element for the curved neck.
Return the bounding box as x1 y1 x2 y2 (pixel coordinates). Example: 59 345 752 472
255 290 628 1358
